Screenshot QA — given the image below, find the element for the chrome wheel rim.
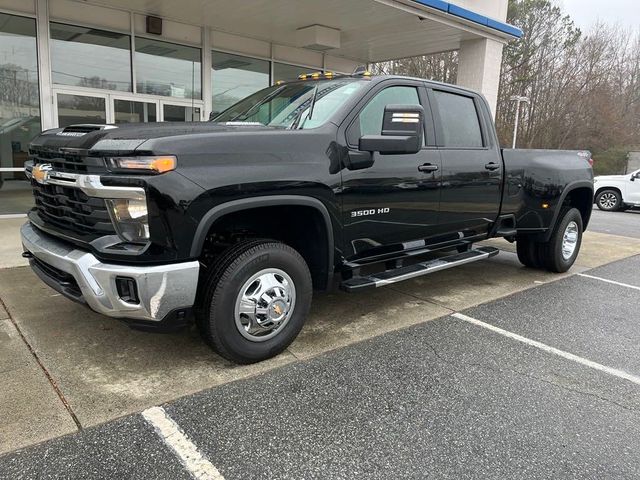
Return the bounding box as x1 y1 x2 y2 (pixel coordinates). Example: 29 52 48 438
234 268 296 342
561 221 579 260
599 192 617 209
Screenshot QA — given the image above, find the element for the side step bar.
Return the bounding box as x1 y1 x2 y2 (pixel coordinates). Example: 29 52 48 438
340 246 499 292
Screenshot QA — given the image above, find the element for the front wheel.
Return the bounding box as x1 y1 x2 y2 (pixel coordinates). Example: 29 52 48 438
197 240 312 364
596 189 622 211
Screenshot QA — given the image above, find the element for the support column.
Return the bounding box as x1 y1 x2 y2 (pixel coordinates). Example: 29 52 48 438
456 38 504 118
202 27 212 120
35 0 55 130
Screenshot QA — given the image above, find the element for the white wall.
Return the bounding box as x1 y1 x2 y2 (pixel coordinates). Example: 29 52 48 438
447 0 508 21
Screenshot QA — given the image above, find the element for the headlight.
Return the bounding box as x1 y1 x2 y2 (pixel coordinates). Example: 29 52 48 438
106 156 176 174
106 198 149 243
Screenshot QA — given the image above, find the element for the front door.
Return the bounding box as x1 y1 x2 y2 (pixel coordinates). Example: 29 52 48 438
53 88 204 127
627 170 640 204
339 82 441 260
429 87 503 239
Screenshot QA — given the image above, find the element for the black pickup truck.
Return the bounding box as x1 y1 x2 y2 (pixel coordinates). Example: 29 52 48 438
21 73 593 363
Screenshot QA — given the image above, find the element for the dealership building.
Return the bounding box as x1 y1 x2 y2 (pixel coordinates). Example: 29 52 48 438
0 0 521 222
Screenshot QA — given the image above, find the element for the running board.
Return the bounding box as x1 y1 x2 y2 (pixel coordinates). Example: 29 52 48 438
340 246 499 292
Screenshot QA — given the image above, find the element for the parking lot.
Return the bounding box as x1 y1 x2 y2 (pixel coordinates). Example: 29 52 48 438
1 210 640 478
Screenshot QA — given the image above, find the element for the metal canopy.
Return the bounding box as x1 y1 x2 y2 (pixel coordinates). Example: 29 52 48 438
87 0 518 63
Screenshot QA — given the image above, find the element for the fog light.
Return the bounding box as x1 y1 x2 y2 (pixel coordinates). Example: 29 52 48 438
116 276 139 304
106 198 149 243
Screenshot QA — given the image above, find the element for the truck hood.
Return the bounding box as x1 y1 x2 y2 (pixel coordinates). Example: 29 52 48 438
31 122 275 153
594 174 628 182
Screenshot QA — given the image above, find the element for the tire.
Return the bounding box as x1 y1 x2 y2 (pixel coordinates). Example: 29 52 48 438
537 207 583 273
516 236 542 268
596 189 622 211
197 239 312 364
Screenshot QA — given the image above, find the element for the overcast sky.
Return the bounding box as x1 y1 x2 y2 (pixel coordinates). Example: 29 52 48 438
560 0 640 31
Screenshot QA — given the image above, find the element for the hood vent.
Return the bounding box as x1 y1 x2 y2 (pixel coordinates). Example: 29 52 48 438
57 124 117 137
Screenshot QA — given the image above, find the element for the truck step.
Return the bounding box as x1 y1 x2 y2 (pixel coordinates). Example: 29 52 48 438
340 246 499 292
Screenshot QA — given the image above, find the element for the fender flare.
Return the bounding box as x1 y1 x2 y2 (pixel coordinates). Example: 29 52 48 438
190 195 335 282
543 180 594 241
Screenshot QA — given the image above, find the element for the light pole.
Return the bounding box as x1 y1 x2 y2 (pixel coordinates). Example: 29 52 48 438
510 95 530 149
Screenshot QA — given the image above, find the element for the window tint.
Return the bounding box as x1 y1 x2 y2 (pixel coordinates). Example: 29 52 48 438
432 91 483 148
359 86 420 136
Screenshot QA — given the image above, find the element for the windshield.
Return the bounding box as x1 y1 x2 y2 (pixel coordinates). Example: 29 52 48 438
211 79 368 129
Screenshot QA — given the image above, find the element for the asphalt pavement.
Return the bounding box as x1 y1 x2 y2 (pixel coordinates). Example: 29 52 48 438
1 209 639 479
588 208 640 238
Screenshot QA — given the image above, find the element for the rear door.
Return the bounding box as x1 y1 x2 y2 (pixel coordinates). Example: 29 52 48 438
339 80 441 260
428 86 502 239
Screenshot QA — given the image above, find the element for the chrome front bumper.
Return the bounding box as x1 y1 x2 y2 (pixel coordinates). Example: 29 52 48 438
21 222 199 322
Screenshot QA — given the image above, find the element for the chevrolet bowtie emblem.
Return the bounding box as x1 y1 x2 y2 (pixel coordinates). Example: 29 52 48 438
32 163 53 184
273 304 283 316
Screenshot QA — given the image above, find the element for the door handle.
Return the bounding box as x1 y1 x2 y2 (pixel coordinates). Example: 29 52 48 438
418 163 439 173
484 162 500 171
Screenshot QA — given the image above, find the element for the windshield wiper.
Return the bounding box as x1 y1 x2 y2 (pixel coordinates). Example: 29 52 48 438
291 84 319 130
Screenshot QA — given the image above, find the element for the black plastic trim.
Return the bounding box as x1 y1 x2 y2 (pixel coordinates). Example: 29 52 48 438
190 195 335 286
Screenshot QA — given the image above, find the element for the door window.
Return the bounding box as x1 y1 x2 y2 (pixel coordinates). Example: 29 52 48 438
56 93 106 127
114 99 157 123
432 90 483 148
347 86 421 145
163 104 201 122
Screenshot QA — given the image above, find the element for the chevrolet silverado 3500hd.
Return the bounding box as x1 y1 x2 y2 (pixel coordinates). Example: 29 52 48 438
21 73 594 363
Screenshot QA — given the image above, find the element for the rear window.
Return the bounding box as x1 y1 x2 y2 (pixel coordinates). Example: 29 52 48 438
433 90 483 148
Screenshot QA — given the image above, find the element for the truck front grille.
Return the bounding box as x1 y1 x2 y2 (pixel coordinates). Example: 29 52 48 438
29 147 107 174
32 181 116 237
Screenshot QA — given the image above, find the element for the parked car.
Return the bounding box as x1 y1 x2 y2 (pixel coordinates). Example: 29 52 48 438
21 73 594 363
594 170 640 211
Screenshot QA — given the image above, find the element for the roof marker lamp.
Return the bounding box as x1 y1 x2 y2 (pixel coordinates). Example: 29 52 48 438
106 156 177 174
106 198 149 243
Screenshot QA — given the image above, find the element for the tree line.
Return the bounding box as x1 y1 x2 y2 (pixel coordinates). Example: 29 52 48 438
373 0 640 175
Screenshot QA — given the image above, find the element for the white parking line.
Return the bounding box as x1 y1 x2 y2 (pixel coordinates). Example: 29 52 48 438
452 313 640 387
142 406 224 480
577 273 640 292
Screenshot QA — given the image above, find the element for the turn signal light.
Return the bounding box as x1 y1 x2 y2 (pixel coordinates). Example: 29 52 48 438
106 156 177 173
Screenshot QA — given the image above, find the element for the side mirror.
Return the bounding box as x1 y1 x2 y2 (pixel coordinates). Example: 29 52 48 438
359 104 424 155
208 111 219 121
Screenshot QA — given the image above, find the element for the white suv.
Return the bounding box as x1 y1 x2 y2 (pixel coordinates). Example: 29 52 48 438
594 169 640 211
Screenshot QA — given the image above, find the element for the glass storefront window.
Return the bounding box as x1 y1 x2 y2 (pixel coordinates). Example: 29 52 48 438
114 99 157 123
273 62 311 82
211 51 269 115
136 37 201 100
56 93 106 128
163 104 201 122
0 172 33 215
50 22 132 92
0 13 40 215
